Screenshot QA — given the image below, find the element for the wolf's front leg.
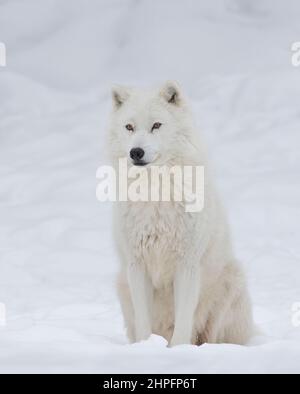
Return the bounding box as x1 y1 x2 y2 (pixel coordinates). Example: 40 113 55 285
170 262 201 347
127 262 153 342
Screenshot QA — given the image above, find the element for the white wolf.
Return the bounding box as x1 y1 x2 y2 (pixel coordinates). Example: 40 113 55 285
108 81 253 346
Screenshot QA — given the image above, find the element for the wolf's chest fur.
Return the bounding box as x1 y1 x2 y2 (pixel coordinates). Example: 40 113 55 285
122 201 188 288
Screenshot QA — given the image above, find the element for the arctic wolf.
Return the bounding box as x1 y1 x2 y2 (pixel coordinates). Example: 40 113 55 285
109 81 253 346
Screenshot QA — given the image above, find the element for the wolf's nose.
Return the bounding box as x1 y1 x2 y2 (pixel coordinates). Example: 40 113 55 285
130 148 145 161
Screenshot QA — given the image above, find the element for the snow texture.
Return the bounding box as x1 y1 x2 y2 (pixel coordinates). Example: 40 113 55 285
0 0 300 373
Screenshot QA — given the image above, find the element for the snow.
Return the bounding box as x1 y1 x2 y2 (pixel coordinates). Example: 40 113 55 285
0 0 300 374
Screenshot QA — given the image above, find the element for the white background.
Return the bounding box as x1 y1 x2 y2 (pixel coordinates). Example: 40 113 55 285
0 0 300 373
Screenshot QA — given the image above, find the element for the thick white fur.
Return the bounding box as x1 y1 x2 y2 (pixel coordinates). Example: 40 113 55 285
109 81 254 346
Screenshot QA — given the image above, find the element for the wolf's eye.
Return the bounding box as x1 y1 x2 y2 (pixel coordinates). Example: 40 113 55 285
125 124 134 132
151 122 162 132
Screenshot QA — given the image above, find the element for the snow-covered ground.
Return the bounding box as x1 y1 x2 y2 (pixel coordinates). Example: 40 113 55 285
0 0 300 373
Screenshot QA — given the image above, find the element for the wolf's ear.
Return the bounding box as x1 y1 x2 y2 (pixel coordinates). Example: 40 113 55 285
160 81 182 106
112 85 131 109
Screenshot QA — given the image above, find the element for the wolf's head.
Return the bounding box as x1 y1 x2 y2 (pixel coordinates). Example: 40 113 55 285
108 81 200 167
